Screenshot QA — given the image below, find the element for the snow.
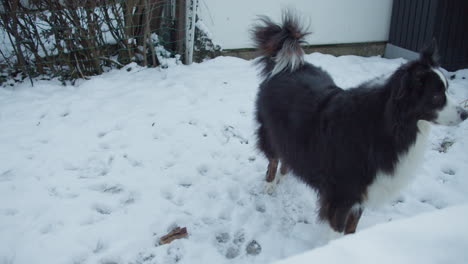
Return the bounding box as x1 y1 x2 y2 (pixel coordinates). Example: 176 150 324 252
1 53 468 264
275 204 468 264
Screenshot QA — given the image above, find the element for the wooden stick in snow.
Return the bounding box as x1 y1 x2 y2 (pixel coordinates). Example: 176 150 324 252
159 227 188 245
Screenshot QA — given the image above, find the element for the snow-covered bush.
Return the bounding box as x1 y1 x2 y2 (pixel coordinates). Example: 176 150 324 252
0 0 182 85
193 19 222 62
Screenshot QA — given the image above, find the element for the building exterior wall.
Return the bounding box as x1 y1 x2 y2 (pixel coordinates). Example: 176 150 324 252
198 0 394 50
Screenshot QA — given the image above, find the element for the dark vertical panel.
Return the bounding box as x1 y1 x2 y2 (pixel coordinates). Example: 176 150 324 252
412 0 423 51
440 1 451 67
408 0 418 51
416 0 430 50
389 0 399 43
434 0 445 65
454 2 463 68
387 0 468 70
395 0 405 45
445 0 468 70
447 1 458 68
462 0 468 69
424 0 438 46
400 0 411 48
460 2 468 69
452 3 468 65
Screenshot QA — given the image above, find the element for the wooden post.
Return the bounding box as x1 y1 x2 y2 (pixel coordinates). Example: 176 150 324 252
184 0 197 65
175 0 186 63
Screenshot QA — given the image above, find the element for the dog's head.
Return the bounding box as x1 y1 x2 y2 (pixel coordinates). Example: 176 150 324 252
392 41 467 126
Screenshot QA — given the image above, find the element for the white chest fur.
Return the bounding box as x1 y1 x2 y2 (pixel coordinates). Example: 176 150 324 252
364 120 431 208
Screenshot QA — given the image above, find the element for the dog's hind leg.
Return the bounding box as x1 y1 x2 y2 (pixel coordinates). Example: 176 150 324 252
256 124 280 194
265 159 279 182
280 162 289 175
344 207 363 234
319 194 361 234
265 159 279 195
257 124 278 181
273 161 289 185
329 206 351 233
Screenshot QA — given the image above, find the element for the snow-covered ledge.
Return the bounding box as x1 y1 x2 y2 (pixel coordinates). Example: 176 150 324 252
275 205 468 264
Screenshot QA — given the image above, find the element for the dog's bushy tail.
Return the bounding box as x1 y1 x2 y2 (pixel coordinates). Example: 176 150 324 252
251 10 309 78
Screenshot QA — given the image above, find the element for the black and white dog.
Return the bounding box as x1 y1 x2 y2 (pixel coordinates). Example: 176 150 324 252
252 11 467 234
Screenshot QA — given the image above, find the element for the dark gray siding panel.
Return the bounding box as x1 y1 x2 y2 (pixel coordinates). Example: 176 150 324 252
388 0 468 70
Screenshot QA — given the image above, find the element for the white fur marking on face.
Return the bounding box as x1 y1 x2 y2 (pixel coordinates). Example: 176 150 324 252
432 67 448 88
364 121 430 208
430 68 464 126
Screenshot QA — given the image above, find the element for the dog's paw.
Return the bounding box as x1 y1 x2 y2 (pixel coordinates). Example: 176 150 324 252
264 181 277 195
275 174 284 185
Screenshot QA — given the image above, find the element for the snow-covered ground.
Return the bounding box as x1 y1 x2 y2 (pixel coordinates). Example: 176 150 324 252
1 53 467 264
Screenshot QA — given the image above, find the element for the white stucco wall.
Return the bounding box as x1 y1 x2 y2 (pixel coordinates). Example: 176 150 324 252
198 0 393 49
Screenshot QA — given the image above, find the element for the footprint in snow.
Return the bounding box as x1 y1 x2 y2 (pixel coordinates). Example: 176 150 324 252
163 161 175 170
232 230 245 245
246 240 262 256
93 240 107 254
90 183 124 194
152 132 162 140
123 154 143 167
97 125 123 139
75 158 111 179
2 208 18 216
135 253 155 263
97 131 108 138
239 109 248 117
0 170 14 182
442 167 456 175
197 164 209 176
188 119 198 126
420 198 445 209
436 137 455 153
179 183 192 188
165 244 183 263
215 230 262 259
47 186 79 199
437 167 456 184
40 221 63 234
216 232 230 244
120 193 136 205
225 246 240 259
222 125 248 145
215 230 243 259
255 201 266 213
99 258 120 264
163 191 184 207
94 204 113 215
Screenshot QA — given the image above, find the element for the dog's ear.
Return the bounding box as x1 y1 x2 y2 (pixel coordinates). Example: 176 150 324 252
420 39 439 66
410 64 428 93
395 64 427 100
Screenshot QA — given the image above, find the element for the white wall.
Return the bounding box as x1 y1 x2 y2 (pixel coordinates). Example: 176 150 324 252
198 0 393 49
